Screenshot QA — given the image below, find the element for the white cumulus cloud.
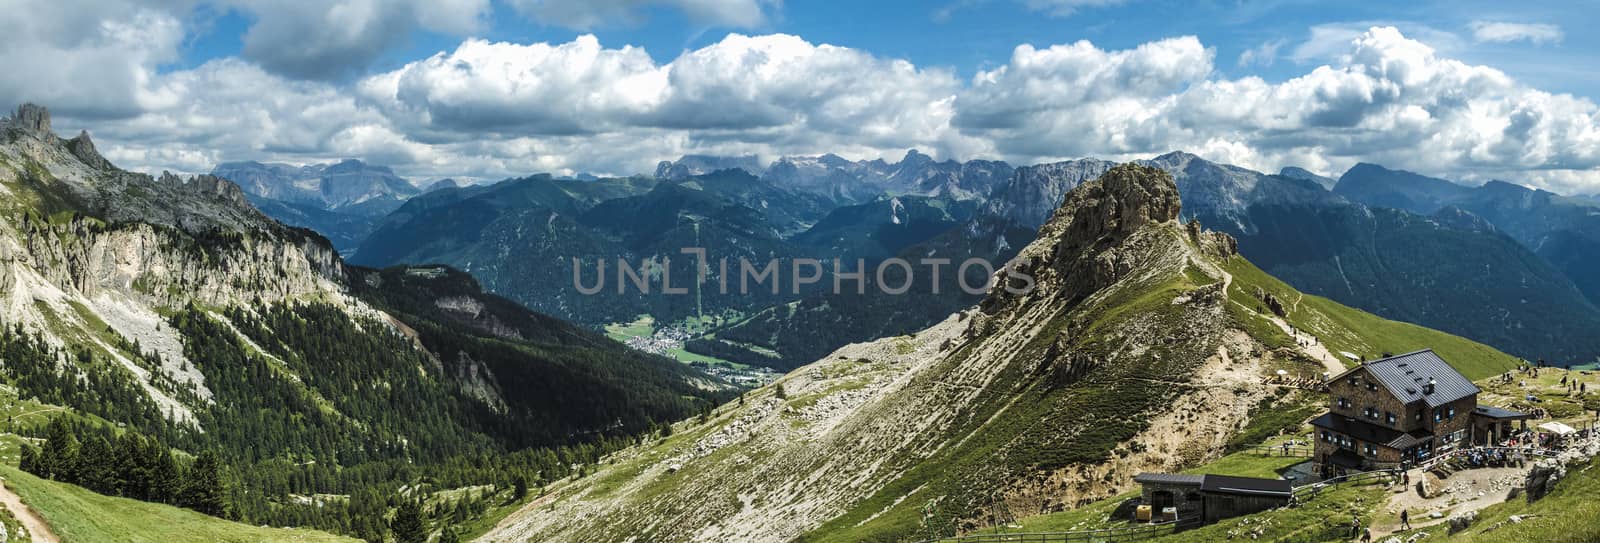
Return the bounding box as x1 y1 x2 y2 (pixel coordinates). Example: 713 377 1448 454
232 0 493 80
11 14 1600 196
953 27 1600 194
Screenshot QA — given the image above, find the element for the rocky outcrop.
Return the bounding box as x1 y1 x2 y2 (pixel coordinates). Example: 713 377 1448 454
1447 510 1478 533
1524 460 1563 502
179 173 250 208
9 103 52 138
1255 287 1287 317
1186 219 1238 258
1001 163 1187 307
66 130 112 171
16 219 343 309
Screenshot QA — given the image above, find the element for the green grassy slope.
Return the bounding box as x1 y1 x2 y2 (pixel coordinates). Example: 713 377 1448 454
1222 255 1517 380
1 466 354 543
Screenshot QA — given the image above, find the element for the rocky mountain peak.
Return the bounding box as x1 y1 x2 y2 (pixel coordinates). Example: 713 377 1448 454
10 103 52 135
1063 162 1183 236
898 149 933 167
66 129 113 171
996 164 1188 310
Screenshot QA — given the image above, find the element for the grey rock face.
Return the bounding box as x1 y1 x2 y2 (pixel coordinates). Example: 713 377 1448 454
1524 460 1564 503
984 158 1117 229
181 173 251 208
67 130 113 171
11 103 51 134
210 159 419 210
654 154 762 179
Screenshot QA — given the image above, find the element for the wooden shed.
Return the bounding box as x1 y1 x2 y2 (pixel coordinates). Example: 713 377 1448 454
1133 473 1292 525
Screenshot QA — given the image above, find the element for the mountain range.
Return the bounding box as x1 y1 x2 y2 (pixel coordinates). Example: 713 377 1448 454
338 147 1600 370
211 159 428 254
2 102 1584 542
479 163 1521 542
1333 163 1600 310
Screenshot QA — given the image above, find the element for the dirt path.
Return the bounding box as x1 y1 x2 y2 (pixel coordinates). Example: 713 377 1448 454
1221 286 1343 376
0 479 60 543
1368 466 1526 537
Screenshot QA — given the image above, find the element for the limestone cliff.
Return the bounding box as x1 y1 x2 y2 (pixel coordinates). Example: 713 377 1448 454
0 104 367 425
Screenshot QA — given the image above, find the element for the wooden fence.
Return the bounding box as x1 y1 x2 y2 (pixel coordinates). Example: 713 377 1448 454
1242 444 1314 458
1290 469 1399 502
913 518 1202 543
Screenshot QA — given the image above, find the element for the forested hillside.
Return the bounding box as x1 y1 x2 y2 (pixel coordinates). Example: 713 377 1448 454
0 105 729 542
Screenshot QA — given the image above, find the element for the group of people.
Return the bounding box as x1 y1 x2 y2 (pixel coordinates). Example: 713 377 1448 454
1499 363 1593 401
1460 447 1525 469
1558 373 1588 395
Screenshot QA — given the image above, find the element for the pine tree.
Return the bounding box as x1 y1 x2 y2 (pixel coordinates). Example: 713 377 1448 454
512 475 528 502
152 448 181 504
390 500 427 543
77 435 115 493
40 418 79 482
182 450 232 518
438 527 461 543
18 444 36 474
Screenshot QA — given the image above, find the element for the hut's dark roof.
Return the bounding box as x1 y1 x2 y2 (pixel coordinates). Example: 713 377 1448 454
1133 473 1204 486
1135 473 1292 499
1332 349 1478 408
1200 475 1292 497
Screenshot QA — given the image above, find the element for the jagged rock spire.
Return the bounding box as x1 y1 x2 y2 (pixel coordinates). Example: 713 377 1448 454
987 164 1193 312
67 129 113 171
12 103 51 134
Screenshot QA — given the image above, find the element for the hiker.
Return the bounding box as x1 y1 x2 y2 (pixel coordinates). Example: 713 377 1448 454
1350 514 1362 537
1362 527 1372 543
1282 442 1290 456
1400 509 1412 530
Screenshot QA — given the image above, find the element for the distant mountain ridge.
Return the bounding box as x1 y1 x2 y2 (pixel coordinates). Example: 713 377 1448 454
212 159 421 209
1130 153 1600 366
210 159 427 252
1334 163 1600 311
347 148 1600 368
657 149 1015 204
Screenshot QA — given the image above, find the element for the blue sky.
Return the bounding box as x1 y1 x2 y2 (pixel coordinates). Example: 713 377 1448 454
168 0 1600 95
6 0 1600 194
